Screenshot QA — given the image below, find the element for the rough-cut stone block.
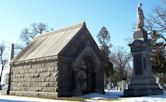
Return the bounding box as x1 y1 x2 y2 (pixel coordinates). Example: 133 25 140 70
44 77 55 82
47 67 55 71
40 72 51 77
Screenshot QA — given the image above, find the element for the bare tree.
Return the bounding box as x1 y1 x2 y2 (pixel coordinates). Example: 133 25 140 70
0 42 7 84
145 0 166 83
145 0 166 35
20 23 50 45
110 47 132 81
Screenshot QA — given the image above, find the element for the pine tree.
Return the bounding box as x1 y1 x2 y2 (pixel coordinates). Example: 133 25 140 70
97 26 113 88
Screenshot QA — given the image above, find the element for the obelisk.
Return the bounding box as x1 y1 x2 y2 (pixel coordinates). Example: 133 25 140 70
2 43 14 95
124 3 163 96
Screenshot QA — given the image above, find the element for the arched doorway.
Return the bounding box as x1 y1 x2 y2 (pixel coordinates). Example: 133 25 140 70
83 55 96 93
71 46 99 96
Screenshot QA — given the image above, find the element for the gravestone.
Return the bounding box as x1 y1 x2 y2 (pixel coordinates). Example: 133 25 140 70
124 3 163 96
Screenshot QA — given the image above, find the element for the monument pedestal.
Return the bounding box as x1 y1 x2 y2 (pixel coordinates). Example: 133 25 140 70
124 76 163 96
124 30 163 96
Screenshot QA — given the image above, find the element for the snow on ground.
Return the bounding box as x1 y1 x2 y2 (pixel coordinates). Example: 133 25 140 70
81 90 123 99
81 90 166 102
0 90 166 102
0 96 77 102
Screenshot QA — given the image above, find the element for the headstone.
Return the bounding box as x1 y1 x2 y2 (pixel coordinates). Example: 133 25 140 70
121 80 127 91
124 3 163 96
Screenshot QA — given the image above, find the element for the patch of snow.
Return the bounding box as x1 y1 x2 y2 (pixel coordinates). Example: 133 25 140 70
0 94 75 102
80 90 122 99
0 90 166 102
81 90 166 102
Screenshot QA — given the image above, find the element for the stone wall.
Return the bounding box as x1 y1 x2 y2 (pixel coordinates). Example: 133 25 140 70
9 60 58 98
57 60 73 97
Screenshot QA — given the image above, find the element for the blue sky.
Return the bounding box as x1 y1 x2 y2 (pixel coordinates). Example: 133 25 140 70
0 0 162 50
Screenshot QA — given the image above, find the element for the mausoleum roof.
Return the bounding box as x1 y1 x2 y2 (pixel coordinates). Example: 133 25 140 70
13 22 85 62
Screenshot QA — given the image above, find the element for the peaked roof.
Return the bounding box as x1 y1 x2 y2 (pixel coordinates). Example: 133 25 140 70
14 22 85 62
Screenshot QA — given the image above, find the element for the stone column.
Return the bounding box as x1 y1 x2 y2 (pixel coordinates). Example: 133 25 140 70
72 67 82 96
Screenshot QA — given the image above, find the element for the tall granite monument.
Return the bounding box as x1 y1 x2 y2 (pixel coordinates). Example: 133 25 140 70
124 3 163 96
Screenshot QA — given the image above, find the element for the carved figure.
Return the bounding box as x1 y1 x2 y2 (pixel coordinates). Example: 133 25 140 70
136 3 144 30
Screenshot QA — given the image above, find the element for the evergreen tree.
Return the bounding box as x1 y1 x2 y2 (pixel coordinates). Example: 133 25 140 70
97 26 113 87
151 30 166 83
97 26 112 60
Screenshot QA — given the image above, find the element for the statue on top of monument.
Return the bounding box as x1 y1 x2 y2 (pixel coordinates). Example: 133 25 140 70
136 3 144 30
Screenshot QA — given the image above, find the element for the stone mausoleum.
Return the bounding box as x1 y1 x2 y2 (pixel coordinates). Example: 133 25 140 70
6 22 104 98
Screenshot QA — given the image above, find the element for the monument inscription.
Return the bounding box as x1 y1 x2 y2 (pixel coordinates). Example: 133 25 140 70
134 54 143 75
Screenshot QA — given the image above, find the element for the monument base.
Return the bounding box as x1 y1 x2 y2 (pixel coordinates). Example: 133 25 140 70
133 29 148 41
124 76 163 96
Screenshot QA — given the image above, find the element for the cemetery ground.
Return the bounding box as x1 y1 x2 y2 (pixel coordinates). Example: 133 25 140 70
0 90 166 102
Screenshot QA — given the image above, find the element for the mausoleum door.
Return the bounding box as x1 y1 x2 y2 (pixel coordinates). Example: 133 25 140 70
83 55 96 93
71 45 99 95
